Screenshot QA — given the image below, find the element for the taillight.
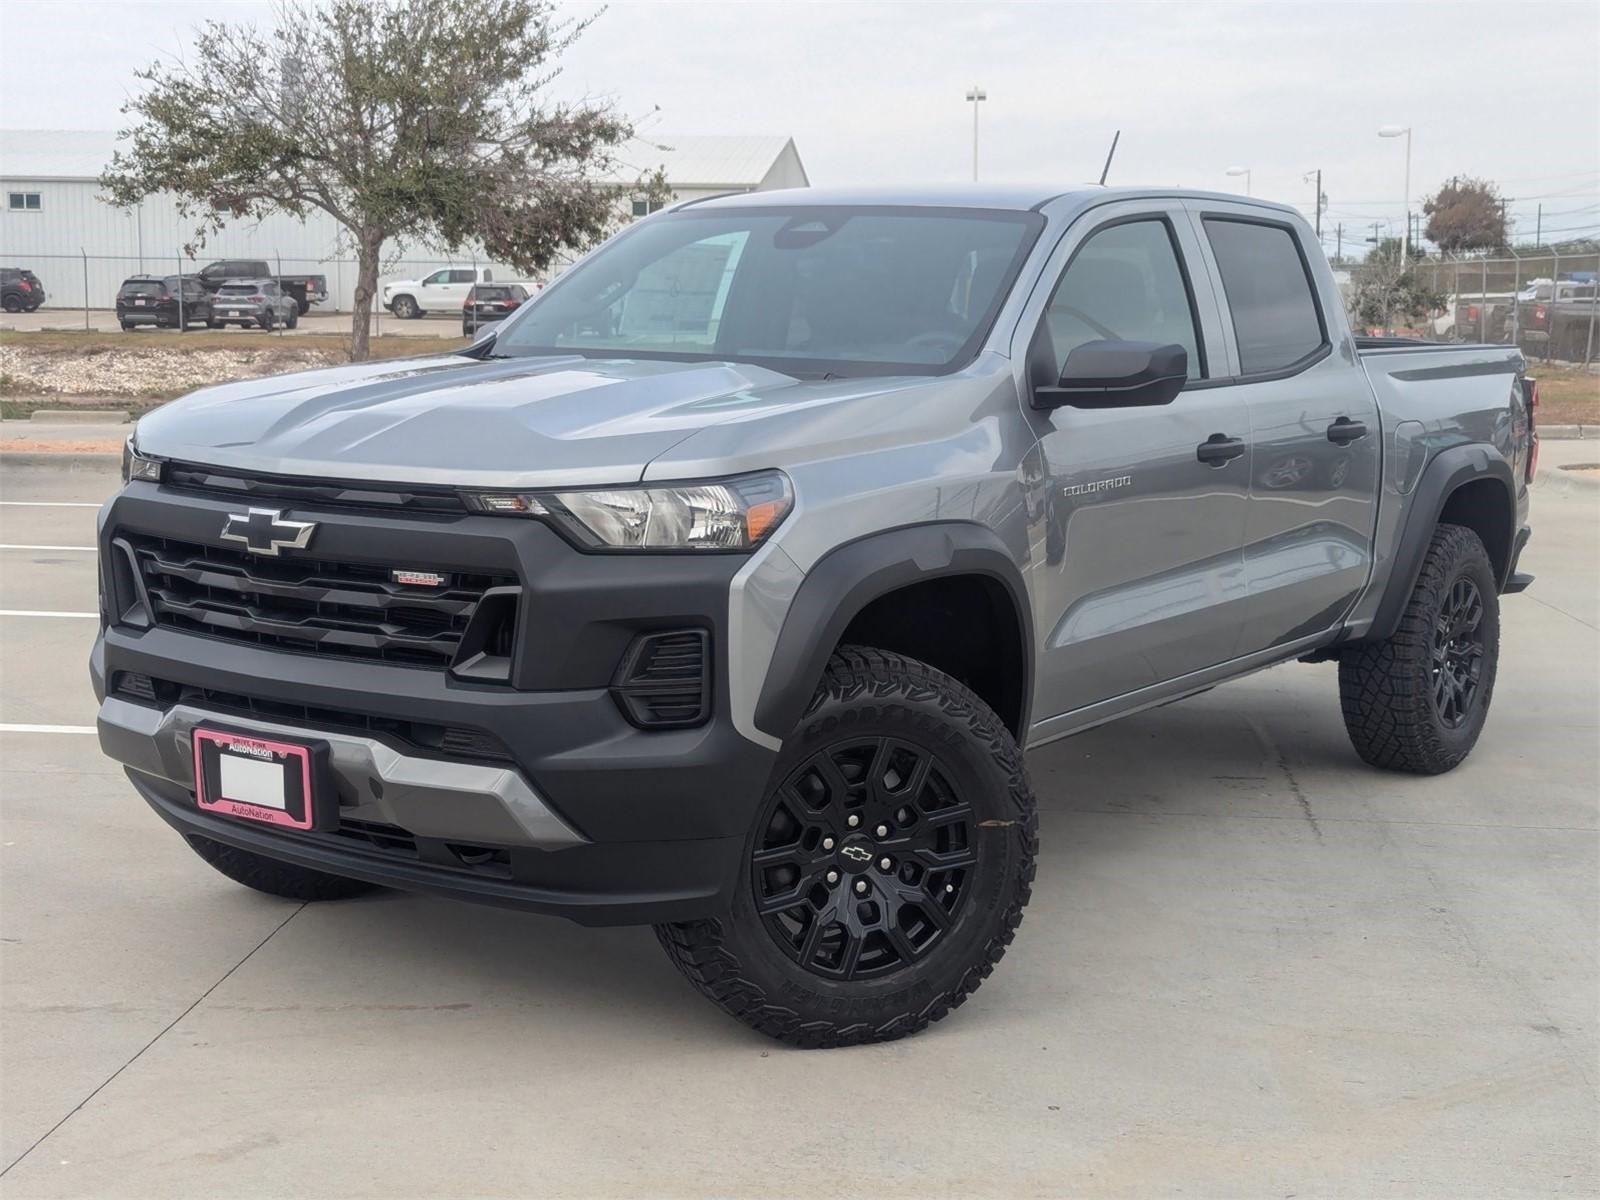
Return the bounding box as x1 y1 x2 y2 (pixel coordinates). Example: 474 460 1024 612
464 297 473 309
18 280 31 292
1534 305 1546 323
505 300 520 309
248 295 265 303
1467 305 1479 320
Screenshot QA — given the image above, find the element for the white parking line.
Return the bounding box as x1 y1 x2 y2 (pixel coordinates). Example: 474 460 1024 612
0 502 103 508
0 545 97 552
0 610 99 618
0 723 96 735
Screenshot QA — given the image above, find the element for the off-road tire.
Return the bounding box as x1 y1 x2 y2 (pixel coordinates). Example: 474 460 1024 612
186 835 379 902
656 646 1038 1048
1339 523 1499 774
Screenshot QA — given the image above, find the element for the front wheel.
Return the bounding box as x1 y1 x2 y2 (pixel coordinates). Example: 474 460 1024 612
1339 523 1499 774
391 295 420 320
656 647 1038 1048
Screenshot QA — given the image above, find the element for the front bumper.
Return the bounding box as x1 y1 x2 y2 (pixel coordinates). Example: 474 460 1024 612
93 479 780 924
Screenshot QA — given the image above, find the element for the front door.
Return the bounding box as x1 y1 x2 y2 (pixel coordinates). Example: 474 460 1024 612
1023 207 1252 723
1187 204 1381 652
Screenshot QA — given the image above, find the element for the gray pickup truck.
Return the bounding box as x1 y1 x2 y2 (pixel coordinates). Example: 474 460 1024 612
93 185 1537 1047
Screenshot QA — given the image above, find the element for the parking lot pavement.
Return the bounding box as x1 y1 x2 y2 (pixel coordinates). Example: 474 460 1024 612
1 461 1595 1199
2 308 461 338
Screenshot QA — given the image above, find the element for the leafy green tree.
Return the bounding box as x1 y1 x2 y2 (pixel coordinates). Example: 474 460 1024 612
102 0 658 359
1348 238 1445 331
1422 177 1508 255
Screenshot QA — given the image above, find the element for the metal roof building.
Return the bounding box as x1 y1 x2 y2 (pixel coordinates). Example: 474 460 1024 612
0 130 808 311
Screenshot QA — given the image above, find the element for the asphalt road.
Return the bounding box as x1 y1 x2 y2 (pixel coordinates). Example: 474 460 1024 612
1 457 1595 1199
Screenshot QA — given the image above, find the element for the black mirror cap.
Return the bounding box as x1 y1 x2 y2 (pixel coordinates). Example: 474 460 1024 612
1033 340 1188 410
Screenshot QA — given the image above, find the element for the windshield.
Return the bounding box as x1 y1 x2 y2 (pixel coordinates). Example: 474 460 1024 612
493 205 1043 377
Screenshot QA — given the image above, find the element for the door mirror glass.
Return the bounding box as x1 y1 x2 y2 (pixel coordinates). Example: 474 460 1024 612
1033 339 1188 410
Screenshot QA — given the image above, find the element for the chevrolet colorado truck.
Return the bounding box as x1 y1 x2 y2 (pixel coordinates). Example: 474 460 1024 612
93 186 1537 1047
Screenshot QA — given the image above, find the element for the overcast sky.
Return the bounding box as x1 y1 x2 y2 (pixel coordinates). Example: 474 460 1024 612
2 0 1596 257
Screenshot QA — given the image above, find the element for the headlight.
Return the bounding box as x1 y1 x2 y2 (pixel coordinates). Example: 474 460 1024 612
121 438 163 484
463 470 792 552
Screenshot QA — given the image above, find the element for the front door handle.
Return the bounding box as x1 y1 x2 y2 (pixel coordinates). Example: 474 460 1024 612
1327 417 1368 445
1196 433 1246 466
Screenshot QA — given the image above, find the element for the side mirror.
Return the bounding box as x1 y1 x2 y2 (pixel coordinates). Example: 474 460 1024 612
1033 340 1188 410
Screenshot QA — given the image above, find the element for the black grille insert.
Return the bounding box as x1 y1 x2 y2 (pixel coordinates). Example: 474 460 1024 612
165 462 468 514
611 629 711 729
129 535 514 669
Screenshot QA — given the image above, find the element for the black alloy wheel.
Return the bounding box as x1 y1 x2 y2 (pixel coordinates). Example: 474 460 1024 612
1431 576 1486 728
752 737 974 981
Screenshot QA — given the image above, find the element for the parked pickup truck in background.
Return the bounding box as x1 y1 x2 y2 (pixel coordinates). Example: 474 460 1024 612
95 186 1536 1049
1514 279 1598 361
382 266 531 319
1449 292 1515 343
195 259 328 315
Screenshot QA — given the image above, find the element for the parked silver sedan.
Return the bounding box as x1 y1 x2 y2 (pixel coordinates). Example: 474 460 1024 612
208 279 300 330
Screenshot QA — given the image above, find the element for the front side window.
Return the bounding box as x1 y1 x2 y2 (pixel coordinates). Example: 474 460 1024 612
496 206 1043 377
1041 218 1203 379
1203 218 1325 375
422 270 450 286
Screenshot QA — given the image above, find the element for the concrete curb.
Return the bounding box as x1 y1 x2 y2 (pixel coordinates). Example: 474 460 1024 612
0 450 121 471
1542 426 1593 440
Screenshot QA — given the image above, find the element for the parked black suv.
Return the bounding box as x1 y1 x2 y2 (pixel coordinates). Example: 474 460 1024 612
2 267 46 313
463 284 530 335
116 276 213 331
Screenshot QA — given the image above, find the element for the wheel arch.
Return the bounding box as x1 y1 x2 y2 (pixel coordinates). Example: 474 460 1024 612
753 523 1033 743
1363 444 1517 644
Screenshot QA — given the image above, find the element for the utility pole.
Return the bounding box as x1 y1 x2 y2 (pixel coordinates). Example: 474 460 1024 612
1304 169 1323 239
965 86 987 181
1336 222 1343 264
1536 203 1542 247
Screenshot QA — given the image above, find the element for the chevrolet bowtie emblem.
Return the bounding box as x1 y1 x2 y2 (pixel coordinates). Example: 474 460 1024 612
220 508 317 556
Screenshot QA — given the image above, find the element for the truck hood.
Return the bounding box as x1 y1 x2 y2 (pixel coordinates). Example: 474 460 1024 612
133 353 917 488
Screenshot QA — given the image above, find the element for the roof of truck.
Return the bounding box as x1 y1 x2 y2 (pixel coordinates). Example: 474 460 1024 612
683 184 1301 217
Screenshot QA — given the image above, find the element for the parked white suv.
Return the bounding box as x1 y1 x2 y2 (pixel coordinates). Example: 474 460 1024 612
382 267 500 319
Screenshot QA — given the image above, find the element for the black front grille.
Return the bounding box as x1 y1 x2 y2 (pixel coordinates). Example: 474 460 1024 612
110 673 516 765
131 535 515 669
165 462 468 514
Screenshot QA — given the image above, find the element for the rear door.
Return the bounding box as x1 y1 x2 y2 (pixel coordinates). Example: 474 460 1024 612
1184 202 1380 655
1019 200 1252 722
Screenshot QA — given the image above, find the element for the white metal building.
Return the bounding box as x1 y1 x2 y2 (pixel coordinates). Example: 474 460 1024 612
0 131 808 311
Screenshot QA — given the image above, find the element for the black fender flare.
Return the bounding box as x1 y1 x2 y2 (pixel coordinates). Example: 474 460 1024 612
1365 443 1516 643
753 522 1033 742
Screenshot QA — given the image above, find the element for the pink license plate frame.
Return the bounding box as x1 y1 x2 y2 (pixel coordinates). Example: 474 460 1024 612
192 728 317 830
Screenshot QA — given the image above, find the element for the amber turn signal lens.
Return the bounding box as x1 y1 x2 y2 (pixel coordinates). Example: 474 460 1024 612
745 500 784 542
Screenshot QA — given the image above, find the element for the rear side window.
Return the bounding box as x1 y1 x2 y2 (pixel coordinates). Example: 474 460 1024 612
449 269 476 284
1042 218 1203 379
1203 218 1325 374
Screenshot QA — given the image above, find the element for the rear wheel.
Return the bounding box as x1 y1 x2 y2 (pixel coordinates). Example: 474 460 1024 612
657 647 1037 1048
1339 523 1499 774
186 836 379 902
120 321 134 331
2 295 22 313
286 308 299 329
259 312 275 331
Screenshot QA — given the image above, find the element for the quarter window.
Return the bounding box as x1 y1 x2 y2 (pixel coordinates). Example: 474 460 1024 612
1042 219 1203 379
1202 218 1325 374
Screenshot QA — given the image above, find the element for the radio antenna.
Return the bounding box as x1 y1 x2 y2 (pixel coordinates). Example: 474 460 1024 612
1098 130 1121 185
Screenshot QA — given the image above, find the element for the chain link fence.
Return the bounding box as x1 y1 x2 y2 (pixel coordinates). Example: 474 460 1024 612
7 249 518 327
1406 249 1600 364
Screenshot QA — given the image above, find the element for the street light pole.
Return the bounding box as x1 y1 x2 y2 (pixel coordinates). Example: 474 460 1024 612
1379 125 1412 263
965 86 986 181
1225 166 1251 196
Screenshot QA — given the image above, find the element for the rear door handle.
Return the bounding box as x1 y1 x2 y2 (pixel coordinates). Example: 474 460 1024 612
1327 417 1368 445
1196 433 1247 466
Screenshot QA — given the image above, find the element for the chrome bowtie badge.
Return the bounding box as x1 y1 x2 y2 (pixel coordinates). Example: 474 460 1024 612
220 508 317 556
